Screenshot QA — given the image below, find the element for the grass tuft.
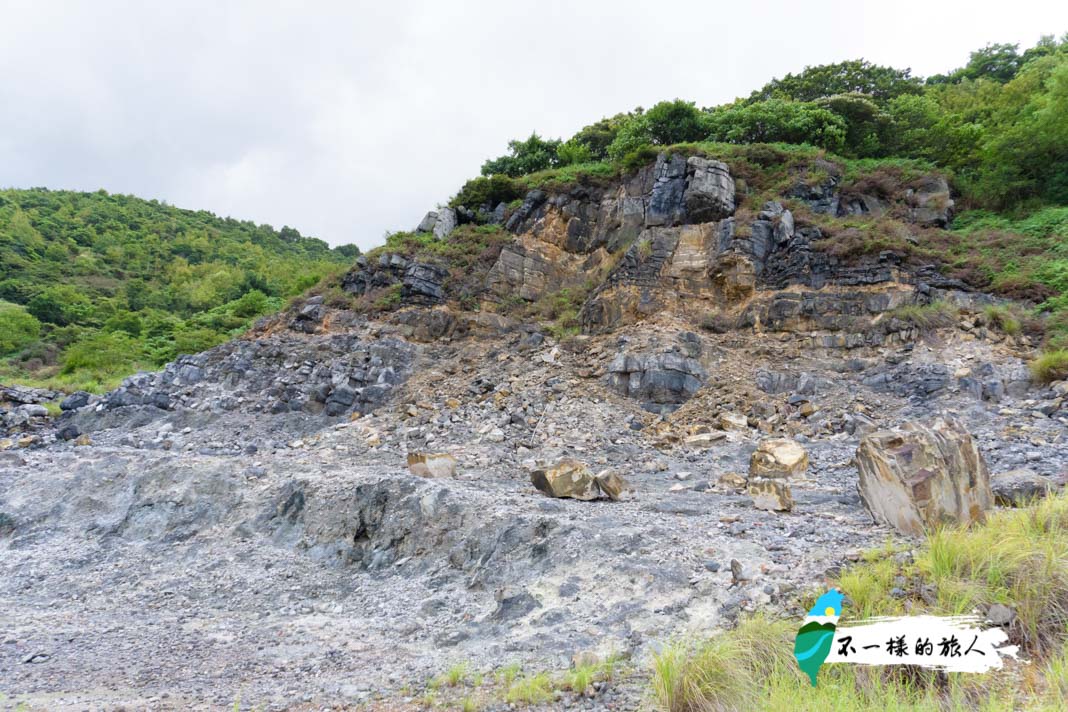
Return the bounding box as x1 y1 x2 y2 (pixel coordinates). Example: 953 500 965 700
504 672 553 706
1030 350 1068 384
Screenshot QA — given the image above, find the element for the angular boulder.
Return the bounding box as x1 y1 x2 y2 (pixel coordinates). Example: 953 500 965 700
605 351 707 408
593 469 632 501
749 438 808 479
531 459 599 500
749 478 793 512
406 452 458 478
856 417 992 534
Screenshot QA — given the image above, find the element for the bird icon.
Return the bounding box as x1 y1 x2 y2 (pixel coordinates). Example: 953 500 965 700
794 589 845 687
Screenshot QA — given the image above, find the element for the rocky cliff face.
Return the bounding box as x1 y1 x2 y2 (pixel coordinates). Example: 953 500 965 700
3 151 1065 710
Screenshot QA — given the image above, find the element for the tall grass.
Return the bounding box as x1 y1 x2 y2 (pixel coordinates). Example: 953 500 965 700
649 493 1068 711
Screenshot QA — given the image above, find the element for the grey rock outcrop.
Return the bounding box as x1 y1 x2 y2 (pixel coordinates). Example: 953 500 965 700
416 208 458 239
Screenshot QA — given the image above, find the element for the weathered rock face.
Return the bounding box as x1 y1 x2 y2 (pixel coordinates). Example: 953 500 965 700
485 233 607 302
684 157 735 223
791 171 953 228
856 418 993 534
406 452 458 478
749 438 809 479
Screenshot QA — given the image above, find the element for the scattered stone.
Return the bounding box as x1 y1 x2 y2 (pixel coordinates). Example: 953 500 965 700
991 469 1055 507
684 432 726 448
730 559 753 585
856 417 993 535
593 469 631 501
717 472 748 490
986 603 1016 626
718 412 748 431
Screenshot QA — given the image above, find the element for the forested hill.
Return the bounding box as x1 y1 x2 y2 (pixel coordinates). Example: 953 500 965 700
0 188 358 391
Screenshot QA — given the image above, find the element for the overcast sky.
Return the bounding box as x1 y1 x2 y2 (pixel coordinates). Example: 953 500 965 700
1 1 1065 249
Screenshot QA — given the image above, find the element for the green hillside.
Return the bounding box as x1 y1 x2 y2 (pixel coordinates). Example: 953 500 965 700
0 188 357 392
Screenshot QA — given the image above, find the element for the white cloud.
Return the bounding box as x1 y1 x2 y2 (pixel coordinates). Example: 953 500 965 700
0 0 1064 248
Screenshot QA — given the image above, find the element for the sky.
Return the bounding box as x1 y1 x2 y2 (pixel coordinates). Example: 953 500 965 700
1 1 1065 249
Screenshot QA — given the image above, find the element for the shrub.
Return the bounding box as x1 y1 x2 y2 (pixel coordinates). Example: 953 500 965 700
481 133 562 177
504 672 553 706
981 304 1022 335
60 331 146 377
231 289 270 318
606 100 710 160
0 301 41 355
171 327 227 358
449 175 524 209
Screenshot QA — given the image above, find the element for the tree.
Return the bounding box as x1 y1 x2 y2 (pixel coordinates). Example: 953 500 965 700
480 133 562 177
748 60 923 105
928 43 1023 85
816 93 890 156
566 113 635 160
26 285 94 326
642 100 710 145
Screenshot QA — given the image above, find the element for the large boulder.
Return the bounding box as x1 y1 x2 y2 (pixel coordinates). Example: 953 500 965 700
856 418 992 534
530 459 599 500
530 460 630 501
907 176 954 228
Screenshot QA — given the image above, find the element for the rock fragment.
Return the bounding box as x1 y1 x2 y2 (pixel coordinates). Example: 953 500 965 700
406 452 458 478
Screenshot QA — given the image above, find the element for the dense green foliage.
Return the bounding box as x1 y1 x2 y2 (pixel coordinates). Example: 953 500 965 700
0 188 356 391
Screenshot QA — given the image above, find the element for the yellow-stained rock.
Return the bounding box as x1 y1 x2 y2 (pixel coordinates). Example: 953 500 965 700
749 438 808 479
